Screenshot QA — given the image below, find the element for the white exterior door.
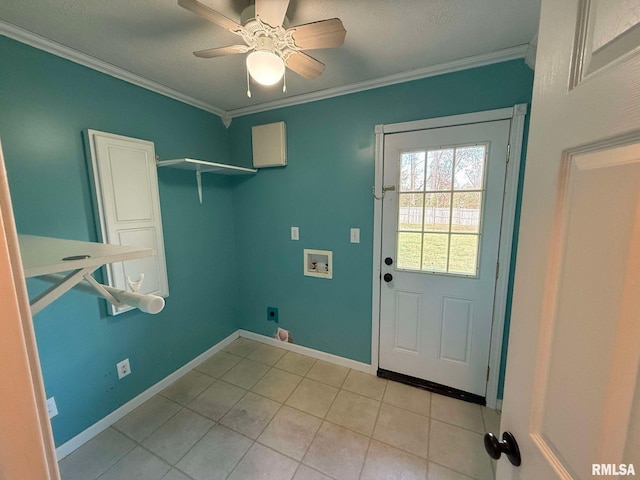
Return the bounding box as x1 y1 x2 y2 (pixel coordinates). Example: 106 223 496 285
379 120 510 398
498 0 640 478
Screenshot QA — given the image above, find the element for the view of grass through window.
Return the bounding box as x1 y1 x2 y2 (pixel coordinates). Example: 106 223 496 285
397 144 487 275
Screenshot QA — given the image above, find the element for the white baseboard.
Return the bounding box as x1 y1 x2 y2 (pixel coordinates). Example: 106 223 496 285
55 329 239 460
496 399 503 412
238 330 375 375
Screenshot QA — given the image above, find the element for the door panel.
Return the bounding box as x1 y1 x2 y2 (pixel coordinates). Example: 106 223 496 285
379 120 510 397
498 0 640 477
394 291 421 353
440 297 472 364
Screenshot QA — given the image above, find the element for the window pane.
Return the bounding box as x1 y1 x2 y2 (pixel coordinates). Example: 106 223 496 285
422 233 448 272
400 152 425 192
398 194 424 231
449 234 479 275
397 232 422 270
424 193 450 232
454 146 485 190
425 149 453 191
451 192 482 233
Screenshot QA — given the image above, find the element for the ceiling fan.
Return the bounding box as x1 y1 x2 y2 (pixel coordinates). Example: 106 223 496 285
178 0 346 96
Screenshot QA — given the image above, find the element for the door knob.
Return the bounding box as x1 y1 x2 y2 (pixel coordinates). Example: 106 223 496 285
384 257 393 265
383 273 393 283
484 432 521 466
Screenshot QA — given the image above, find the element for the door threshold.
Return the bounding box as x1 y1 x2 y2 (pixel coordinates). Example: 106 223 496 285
377 368 486 406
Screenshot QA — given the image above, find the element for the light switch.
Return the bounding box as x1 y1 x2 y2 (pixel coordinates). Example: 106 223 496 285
291 226 299 240
350 228 360 243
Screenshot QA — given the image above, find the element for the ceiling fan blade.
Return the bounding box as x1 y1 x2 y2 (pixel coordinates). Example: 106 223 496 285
193 45 250 58
255 0 290 28
285 52 325 79
289 18 346 50
178 0 243 32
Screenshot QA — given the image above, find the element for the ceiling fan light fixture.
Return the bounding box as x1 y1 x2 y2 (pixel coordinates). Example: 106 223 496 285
246 50 285 86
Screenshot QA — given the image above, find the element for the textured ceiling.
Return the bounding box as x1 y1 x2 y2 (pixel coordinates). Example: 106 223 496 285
0 0 540 114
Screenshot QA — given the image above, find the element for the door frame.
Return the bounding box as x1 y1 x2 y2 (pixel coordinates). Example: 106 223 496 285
371 104 527 409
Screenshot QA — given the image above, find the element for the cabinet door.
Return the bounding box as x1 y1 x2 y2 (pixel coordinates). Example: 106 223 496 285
86 130 168 314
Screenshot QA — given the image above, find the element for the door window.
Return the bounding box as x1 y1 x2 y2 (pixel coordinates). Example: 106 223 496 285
397 144 488 275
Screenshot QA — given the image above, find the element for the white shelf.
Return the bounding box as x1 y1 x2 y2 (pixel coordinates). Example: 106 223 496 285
157 158 257 175
20 235 153 278
156 158 256 204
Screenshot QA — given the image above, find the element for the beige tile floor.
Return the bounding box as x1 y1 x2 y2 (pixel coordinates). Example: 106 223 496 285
59 338 502 480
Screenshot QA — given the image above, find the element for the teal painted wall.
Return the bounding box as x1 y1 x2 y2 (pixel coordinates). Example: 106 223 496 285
228 61 534 378
0 36 239 446
2 33 532 448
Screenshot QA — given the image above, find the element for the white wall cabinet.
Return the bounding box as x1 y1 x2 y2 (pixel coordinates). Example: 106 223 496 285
85 130 169 315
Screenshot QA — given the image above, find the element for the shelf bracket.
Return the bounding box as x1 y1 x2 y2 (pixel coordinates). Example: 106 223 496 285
196 170 203 205
30 266 101 315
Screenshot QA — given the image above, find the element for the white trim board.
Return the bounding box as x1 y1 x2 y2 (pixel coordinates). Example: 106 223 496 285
226 45 528 118
0 20 225 117
54 328 374 460
372 104 527 409
54 330 239 460
1 19 527 122
238 330 374 375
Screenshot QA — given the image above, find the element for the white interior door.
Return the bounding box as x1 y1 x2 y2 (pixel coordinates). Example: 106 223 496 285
379 120 510 398
498 0 640 477
86 130 169 315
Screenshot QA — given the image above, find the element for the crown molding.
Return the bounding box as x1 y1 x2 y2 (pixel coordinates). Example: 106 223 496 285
227 44 529 118
2 20 529 122
0 20 226 118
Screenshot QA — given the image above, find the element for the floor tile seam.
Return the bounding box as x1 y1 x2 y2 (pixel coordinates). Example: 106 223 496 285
160 465 198 480
291 463 339 480
162 421 217 468
86 438 136 480
304 364 351 389
221 436 257 480
111 441 177 477
253 435 310 465
114 400 186 445
381 396 435 420
428 459 481 480
252 362 311 446
249 365 305 399
381 397 487 435
270 360 317 377
183 379 248 421
429 417 487 436
368 435 429 461
356 431 374 480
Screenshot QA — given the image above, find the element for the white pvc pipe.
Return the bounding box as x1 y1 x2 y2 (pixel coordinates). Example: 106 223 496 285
40 274 165 314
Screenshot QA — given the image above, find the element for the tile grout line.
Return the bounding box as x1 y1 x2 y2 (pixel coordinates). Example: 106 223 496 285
295 366 353 478
357 378 390 480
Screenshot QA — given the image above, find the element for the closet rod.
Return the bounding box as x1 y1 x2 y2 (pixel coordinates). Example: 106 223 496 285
40 274 165 314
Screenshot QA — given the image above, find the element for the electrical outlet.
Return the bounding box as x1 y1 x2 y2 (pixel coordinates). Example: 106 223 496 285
117 358 131 379
46 397 58 419
350 228 360 243
291 226 299 240
267 306 279 323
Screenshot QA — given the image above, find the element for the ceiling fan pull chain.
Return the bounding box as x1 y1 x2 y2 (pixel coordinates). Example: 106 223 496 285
246 67 252 98
282 70 287 93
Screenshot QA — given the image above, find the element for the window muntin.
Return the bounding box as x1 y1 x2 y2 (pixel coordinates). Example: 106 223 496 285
396 144 488 276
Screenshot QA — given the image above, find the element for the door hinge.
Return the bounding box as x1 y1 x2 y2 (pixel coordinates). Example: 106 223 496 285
496 262 500 279
487 366 491 382
506 144 511 164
